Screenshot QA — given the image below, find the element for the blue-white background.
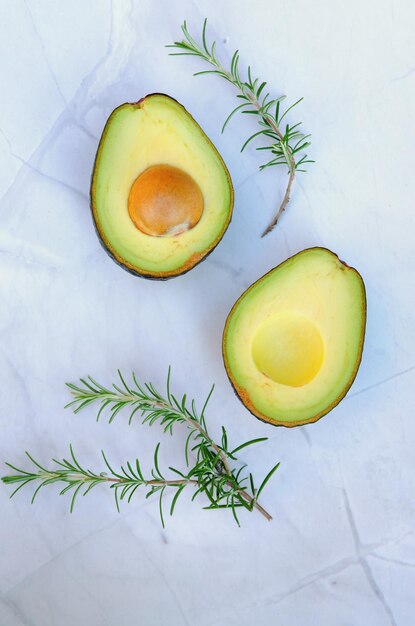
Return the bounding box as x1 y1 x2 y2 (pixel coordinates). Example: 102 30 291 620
1 1 414 624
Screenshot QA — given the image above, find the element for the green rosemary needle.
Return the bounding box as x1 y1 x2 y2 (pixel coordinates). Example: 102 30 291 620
167 19 313 236
2 369 280 526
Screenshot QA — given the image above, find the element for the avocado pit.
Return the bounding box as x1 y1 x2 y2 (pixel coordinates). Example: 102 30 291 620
128 164 204 237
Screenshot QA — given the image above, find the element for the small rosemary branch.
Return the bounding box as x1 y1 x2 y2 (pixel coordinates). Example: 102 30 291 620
2 369 279 526
2 445 198 527
167 19 313 236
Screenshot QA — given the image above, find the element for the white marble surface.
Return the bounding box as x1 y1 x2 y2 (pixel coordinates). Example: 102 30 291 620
1 1 414 624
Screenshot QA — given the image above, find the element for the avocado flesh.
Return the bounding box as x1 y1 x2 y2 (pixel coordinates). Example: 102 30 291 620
223 248 366 427
91 94 233 279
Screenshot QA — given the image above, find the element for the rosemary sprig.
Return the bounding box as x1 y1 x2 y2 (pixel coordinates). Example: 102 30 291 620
2 445 192 526
2 370 279 526
167 19 313 236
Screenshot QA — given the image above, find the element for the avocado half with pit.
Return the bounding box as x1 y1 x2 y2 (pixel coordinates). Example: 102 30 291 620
91 94 233 279
223 248 366 427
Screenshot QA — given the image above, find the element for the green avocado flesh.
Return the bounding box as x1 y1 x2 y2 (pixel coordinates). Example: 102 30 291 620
91 94 233 279
223 248 366 427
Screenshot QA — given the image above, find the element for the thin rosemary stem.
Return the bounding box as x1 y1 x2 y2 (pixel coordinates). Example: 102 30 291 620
105 472 271 519
173 397 272 520
54 370 280 524
104 477 197 486
38 473 197 487
73 388 233 475
261 167 295 236
238 490 272 521
201 61 297 234
243 91 296 235
120 397 271 519
167 19 313 236
155 398 232 475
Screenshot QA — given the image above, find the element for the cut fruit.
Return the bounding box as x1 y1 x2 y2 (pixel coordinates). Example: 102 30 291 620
91 94 233 279
223 248 366 427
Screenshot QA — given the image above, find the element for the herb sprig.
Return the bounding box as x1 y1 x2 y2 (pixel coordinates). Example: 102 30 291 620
2 370 279 526
167 19 313 236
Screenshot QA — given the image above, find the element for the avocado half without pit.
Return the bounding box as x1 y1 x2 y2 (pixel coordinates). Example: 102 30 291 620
223 248 366 427
91 94 234 279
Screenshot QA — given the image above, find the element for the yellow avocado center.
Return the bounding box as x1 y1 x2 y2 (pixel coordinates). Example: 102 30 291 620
128 164 204 237
252 313 324 387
